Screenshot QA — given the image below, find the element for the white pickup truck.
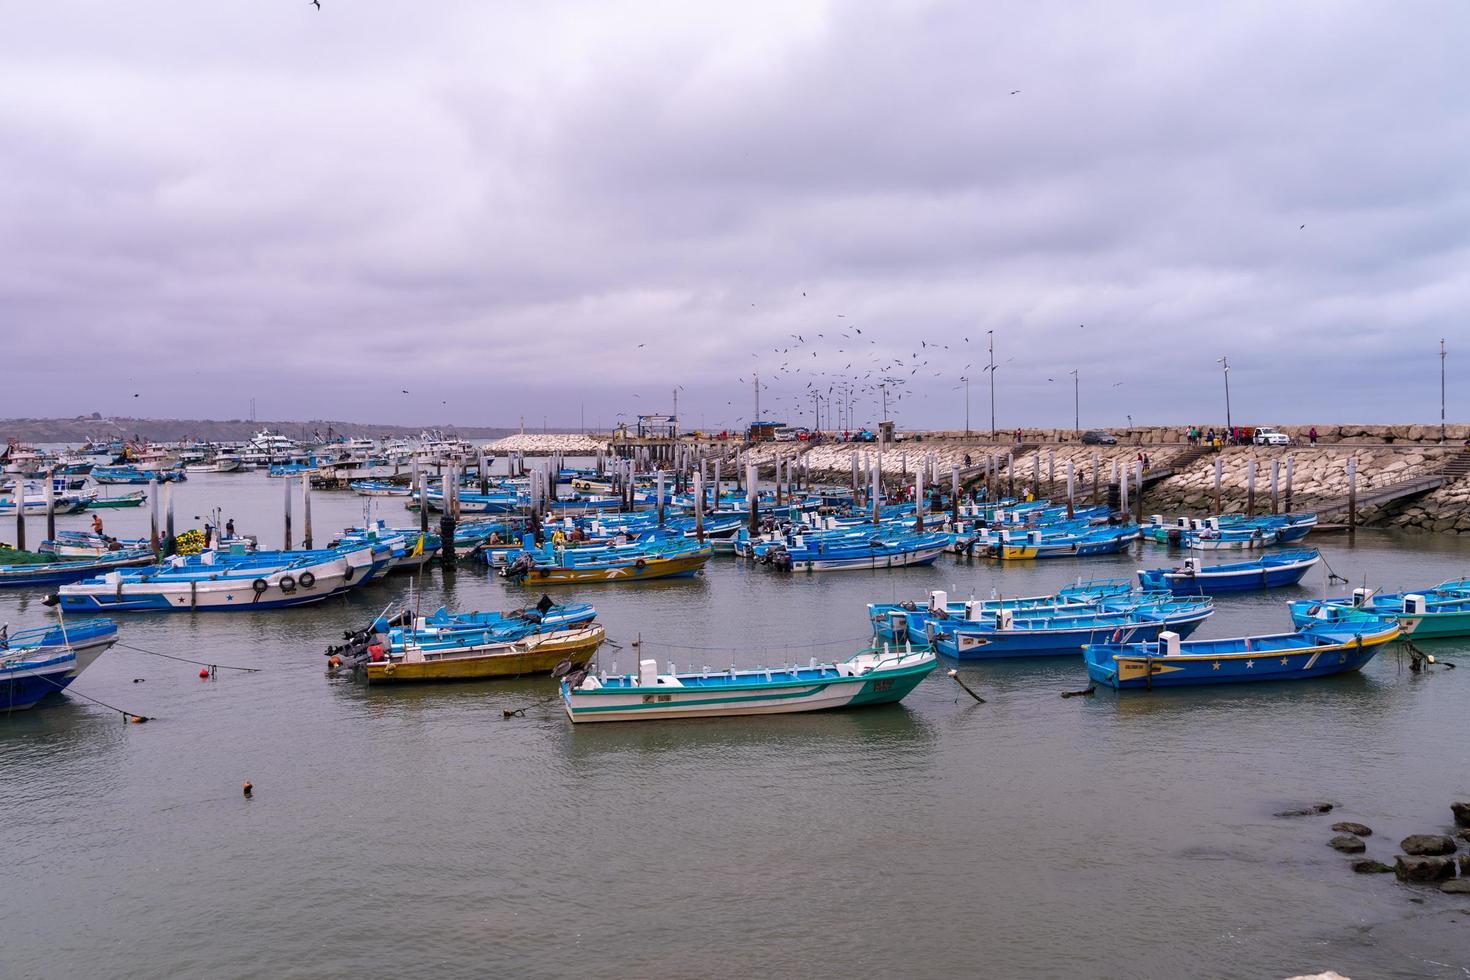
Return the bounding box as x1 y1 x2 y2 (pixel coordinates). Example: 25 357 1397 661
1252 426 1291 446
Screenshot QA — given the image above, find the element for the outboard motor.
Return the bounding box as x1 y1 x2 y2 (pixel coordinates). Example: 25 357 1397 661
1403 594 1426 615
1351 587 1371 608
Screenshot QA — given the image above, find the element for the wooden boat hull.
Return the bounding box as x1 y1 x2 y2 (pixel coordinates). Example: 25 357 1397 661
1085 624 1400 688
0 551 157 588
516 552 710 585
790 543 947 572
86 492 148 509
364 626 604 683
562 656 934 722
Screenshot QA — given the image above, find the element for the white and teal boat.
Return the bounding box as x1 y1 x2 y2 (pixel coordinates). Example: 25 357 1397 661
561 645 936 723
1289 581 1470 640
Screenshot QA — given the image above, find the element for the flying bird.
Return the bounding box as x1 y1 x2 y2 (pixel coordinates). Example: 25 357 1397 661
400 389 409 394
1300 224 1306 230
310 0 320 7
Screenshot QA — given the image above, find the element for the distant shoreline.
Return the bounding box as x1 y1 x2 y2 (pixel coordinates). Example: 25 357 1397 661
0 416 533 443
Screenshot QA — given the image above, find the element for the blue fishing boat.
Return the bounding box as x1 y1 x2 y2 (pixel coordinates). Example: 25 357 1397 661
1138 549 1320 594
1288 581 1470 639
92 465 182 485
501 537 713 585
0 620 119 710
53 544 390 612
561 644 937 722
763 530 951 572
0 550 157 589
927 603 1212 659
989 525 1138 560
351 480 412 497
1083 619 1401 689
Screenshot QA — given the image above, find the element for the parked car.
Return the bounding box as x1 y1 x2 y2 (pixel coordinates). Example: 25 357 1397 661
1252 426 1291 446
851 430 878 443
1081 430 1118 445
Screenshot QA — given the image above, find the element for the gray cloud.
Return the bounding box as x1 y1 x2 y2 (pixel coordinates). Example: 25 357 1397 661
1 0 1467 432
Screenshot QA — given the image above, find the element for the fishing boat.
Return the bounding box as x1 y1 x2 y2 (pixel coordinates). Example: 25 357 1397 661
502 539 713 585
350 480 412 497
988 525 1137 560
561 643 936 722
1184 520 1279 551
1083 619 1401 689
0 492 90 516
762 530 951 572
52 545 388 612
0 550 157 589
927 604 1212 659
0 619 119 710
185 454 243 474
92 464 178 485
83 490 148 509
1288 581 1470 639
867 582 1139 645
1137 549 1320 595
332 521 441 574
40 530 151 558
361 623 605 683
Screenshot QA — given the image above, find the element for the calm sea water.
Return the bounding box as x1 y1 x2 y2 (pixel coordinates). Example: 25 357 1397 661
3 472 1469 980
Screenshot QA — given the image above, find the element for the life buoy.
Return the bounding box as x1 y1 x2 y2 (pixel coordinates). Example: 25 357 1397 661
279 575 296 593
298 571 316 589
343 566 355 582
635 557 648 569
251 578 269 594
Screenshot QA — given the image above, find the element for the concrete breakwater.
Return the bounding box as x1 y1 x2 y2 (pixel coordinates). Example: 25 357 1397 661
727 441 1470 535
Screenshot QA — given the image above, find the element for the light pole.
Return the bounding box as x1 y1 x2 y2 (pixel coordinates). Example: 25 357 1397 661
1441 338 1447 444
1217 355 1232 434
987 330 996 439
1070 369 1079 432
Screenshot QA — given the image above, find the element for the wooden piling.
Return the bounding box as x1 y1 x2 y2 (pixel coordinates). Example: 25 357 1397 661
694 471 705 542
1347 456 1357 535
1091 450 1100 503
302 474 313 549
148 479 160 554
281 476 291 550
1269 459 1280 515
44 470 56 543
419 472 430 537
657 469 666 526
1284 455 1295 512
1246 459 1257 517
747 463 759 534
13 480 25 552
1119 463 1129 517
1031 452 1040 498
478 453 489 495
1213 457 1223 515
951 464 960 526
1134 460 1145 526
1047 449 1055 494
1007 452 1015 499
915 466 925 532
1066 460 1075 518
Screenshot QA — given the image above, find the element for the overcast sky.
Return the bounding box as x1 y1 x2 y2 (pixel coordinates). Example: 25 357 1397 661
3 1 1467 432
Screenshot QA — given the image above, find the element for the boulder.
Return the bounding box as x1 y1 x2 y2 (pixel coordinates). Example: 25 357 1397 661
1350 859 1394 874
1462 854 1470 875
1275 803 1334 817
1331 822 1372 837
1452 801 1470 827
1395 855 1456 882
1329 835 1366 853
1400 834 1457 856
1441 879 1470 895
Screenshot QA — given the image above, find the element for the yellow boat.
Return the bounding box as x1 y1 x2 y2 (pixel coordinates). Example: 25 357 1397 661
570 478 616 493
363 624 605 683
514 549 712 586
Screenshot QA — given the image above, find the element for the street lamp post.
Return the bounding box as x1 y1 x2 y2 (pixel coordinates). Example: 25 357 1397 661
1441 339 1447 444
988 330 996 440
1217 356 1232 434
1070 369 1079 432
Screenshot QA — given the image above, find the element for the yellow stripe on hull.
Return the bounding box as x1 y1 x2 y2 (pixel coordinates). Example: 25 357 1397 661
519 552 711 585
364 626 604 683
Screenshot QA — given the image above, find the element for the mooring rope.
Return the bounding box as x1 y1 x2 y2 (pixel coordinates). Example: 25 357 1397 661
16 668 151 722
114 641 262 673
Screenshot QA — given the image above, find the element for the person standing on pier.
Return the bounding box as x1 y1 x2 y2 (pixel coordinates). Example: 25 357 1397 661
1308 426 1319 446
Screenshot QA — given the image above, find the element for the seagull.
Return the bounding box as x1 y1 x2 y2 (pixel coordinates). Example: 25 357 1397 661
1010 89 1020 95
637 343 645 348
1300 224 1306 230
400 389 409 394
310 0 320 8
133 393 140 397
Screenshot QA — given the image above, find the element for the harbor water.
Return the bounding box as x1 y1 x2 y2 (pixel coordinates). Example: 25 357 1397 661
3 472 1470 979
